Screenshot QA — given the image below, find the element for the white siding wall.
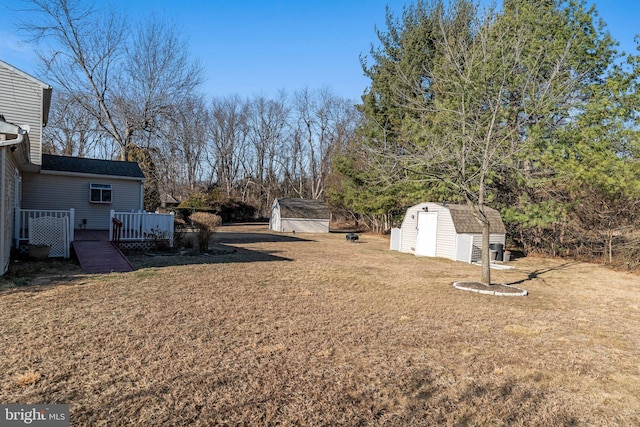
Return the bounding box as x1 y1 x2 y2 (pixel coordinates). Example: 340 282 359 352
400 202 506 263
470 233 506 249
455 234 474 263
400 202 457 257
390 228 401 251
0 66 45 165
399 203 423 253
432 205 456 260
269 202 281 231
22 173 143 230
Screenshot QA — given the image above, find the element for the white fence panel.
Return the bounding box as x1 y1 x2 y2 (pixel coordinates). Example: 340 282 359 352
110 211 174 247
15 208 75 257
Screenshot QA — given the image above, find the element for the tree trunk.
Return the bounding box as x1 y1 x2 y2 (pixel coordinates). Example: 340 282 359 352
481 219 492 285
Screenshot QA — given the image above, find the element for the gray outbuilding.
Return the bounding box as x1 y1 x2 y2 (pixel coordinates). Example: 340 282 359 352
391 202 506 263
269 198 330 233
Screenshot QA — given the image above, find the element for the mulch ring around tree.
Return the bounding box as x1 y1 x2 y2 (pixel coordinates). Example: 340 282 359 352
453 282 528 296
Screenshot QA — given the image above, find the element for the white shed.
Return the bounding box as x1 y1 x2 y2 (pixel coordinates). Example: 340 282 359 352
269 198 330 233
392 202 506 263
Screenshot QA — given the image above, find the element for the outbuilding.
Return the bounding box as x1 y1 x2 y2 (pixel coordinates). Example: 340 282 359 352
269 198 330 233
390 202 506 263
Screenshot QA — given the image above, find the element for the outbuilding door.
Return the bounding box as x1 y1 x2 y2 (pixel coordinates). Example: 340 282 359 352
415 211 437 256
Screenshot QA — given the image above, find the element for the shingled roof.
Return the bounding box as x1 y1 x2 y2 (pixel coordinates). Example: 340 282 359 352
447 204 506 234
42 154 145 179
276 198 330 219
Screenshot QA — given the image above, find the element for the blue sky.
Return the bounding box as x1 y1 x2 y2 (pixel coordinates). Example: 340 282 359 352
1 1 639 102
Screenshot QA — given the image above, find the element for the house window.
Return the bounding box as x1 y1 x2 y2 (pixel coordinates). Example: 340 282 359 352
90 183 112 203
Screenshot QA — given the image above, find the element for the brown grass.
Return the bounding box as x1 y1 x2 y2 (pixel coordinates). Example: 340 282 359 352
13 370 42 387
1 224 639 426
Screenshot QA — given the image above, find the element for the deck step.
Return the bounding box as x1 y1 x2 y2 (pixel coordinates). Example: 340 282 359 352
72 240 134 274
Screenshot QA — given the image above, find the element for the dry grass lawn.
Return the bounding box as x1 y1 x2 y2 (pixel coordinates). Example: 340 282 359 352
1 223 639 426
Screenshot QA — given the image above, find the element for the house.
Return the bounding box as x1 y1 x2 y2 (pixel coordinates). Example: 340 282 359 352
1 60 172 275
22 154 145 231
391 202 506 263
0 60 52 273
269 198 330 233
0 60 51 168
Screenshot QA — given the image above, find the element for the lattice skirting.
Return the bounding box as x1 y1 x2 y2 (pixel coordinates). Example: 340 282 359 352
115 240 172 251
116 241 152 251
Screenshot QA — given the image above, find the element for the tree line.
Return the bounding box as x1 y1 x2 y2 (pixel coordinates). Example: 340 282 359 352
22 0 358 218
22 0 640 271
45 87 358 218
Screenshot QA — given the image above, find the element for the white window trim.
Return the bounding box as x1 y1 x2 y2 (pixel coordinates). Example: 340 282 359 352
90 183 112 204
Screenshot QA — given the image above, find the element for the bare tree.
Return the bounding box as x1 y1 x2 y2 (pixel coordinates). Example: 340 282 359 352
207 96 250 196
20 0 203 161
114 14 204 160
155 95 209 198
246 93 290 214
292 88 358 199
44 90 103 156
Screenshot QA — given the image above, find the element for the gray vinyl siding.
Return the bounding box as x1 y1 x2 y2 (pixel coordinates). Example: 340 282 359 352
22 173 143 230
1 150 18 273
471 234 506 248
280 218 329 233
269 199 330 233
0 65 49 166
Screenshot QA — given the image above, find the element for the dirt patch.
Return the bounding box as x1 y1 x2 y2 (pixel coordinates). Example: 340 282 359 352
1 223 639 425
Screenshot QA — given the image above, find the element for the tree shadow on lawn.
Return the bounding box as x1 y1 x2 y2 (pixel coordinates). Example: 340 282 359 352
213 231 315 245
0 257 88 294
505 261 581 287
126 243 294 269
0 244 294 294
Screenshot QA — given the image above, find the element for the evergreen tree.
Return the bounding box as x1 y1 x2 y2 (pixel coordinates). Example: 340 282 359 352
352 0 625 283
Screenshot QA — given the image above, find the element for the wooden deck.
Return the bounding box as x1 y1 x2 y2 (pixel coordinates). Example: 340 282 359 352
72 230 134 274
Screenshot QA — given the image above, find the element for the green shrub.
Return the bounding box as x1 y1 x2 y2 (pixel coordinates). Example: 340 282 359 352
190 212 222 252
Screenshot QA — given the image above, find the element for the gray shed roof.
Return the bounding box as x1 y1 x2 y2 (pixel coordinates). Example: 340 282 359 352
42 154 145 179
447 204 506 234
276 198 330 219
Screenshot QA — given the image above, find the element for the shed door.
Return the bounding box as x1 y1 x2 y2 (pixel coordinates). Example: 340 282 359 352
416 211 437 256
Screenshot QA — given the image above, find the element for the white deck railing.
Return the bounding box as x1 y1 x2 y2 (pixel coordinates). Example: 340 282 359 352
109 210 174 247
15 208 75 252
